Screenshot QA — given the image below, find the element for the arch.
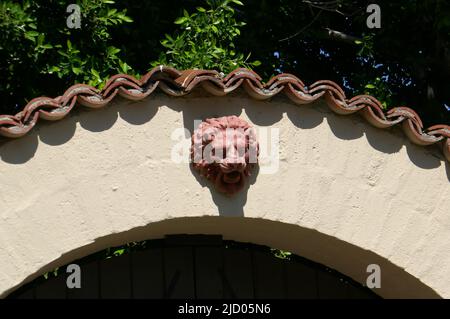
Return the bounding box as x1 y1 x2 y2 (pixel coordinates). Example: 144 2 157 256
9 233 380 299
3 217 438 298
0 92 448 299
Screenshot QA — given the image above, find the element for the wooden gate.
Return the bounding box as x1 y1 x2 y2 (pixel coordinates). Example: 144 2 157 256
9 235 378 299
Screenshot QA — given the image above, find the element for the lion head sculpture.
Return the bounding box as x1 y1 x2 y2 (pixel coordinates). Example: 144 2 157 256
191 116 259 195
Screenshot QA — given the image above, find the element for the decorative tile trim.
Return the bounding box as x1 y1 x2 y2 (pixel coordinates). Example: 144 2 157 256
0 66 449 163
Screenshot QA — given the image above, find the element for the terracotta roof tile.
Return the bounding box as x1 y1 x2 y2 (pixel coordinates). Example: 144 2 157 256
0 65 449 163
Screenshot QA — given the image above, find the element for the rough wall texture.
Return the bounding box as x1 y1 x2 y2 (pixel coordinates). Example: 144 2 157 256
0 92 449 298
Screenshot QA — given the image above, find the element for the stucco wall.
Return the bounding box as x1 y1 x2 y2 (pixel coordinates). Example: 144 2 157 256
0 92 449 298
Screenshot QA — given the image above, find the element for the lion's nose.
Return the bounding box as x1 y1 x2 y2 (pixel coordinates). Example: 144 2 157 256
219 159 246 173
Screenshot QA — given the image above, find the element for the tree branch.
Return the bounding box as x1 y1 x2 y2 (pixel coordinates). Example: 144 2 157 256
279 10 323 42
325 28 361 44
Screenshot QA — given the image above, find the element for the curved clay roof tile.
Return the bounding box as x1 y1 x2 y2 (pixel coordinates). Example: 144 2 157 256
0 66 448 164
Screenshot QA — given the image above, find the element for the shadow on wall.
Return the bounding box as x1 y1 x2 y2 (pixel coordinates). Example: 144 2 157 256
324 107 444 170
163 90 447 175
0 98 159 164
188 162 260 217
0 90 448 183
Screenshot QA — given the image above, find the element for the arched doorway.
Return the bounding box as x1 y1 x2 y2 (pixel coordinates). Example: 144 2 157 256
0 90 446 299
8 235 378 299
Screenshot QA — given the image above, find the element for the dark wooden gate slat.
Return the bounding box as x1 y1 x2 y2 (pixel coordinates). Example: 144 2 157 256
100 254 131 299
194 246 223 298
132 248 164 298
285 262 318 298
14 286 34 299
252 251 285 299
35 274 66 299
67 260 99 299
163 246 195 299
346 283 377 299
317 269 348 299
9 237 380 300
222 248 254 299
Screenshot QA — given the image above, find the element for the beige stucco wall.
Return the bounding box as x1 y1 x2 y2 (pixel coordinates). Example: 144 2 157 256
0 92 449 298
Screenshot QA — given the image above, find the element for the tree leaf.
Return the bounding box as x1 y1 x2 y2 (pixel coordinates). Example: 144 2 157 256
72 66 82 75
174 17 187 24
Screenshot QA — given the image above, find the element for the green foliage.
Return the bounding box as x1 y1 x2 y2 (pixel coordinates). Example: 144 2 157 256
0 0 448 125
0 1 38 94
152 0 259 72
43 267 59 280
355 34 374 58
237 0 449 126
0 0 133 113
43 0 134 88
104 241 148 259
271 248 292 260
363 77 393 110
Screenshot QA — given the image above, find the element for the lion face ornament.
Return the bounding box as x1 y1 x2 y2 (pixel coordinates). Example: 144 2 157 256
191 116 259 195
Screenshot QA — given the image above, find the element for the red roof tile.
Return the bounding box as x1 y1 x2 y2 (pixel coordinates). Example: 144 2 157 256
0 66 449 163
